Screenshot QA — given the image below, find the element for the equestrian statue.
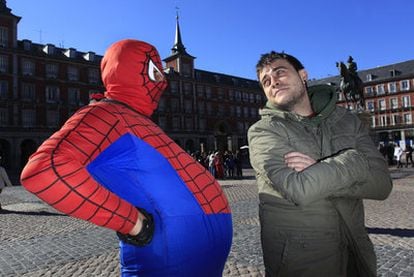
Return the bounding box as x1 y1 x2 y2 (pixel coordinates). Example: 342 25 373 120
336 56 365 111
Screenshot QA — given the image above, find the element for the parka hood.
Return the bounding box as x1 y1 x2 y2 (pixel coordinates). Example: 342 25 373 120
101 39 168 117
260 84 337 124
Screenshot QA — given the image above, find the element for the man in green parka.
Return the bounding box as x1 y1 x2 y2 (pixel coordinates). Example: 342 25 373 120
248 51 392 277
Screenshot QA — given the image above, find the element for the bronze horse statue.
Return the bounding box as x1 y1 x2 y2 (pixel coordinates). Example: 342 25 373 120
336 61 365 110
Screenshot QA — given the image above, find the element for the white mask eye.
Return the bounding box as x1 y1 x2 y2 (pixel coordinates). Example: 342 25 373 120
148 59 164 82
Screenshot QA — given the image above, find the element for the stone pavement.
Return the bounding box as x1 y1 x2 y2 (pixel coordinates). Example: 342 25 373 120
0 168 413 276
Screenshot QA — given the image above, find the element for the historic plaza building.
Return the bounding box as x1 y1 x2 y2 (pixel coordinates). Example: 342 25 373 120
1 1 413 180
0 1 264 179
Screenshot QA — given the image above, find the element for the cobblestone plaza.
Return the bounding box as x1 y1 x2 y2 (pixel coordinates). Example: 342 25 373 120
0 168 413 276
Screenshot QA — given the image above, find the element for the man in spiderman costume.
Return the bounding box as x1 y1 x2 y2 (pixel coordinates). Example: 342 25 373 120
21 39 233 276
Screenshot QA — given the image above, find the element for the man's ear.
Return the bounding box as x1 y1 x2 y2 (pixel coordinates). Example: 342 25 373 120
299 69 308 83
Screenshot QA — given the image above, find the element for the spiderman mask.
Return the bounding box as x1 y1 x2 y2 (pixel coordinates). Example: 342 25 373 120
101 39 168 116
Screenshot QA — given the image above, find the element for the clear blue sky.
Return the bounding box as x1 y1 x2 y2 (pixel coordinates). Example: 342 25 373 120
8 0 414 80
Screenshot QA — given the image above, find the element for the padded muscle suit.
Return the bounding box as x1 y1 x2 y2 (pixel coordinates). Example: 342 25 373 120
21 40 232 276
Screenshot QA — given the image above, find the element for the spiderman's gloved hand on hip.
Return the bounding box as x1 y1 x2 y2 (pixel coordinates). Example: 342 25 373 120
117 207 155 247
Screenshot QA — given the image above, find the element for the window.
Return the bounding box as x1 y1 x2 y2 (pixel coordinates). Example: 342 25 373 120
22 83 35 101
390 98 398 110
365 87 374 97
196 85 204 97
172 116 180 130
45 86 60 103
242 92 249 102
379 116 387 127
249 93 255 103
251 107 257 117
184 83 192 96
0 55 8 73
217 88 224 100
88 68 99 83
236 106 241 116
206 103 213 115
218 105 225 116
46 64 59 79
67 66 79 81
370 116 375 128
366 101 375 112
230 105 235 116
402 96 410 108
378 99 386 111
68 88 80 105
366 74 373 81
47 110 59 127
400 80 410 91
184 99 192 113
170 81 178 94
22 59 35 76
377 84 385 95
235 91 241 102
158 98 166 112
199 118 206 130
243 107 249 117
0 27 8 47
205 87 212 98
388 82 397 93
22 109 36 127
23 40 31 51
228 90 234 101
171 98 179 112
158 116 167 129
0 108 8 126
0 80 8 98
391 114 400 125
185 117 193 130
198 102 205 114
404 113 412 124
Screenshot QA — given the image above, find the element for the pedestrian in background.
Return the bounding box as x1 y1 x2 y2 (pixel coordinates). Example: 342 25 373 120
249 51 392 276
0 156 12 211
394 143 404 168
405 144 413 167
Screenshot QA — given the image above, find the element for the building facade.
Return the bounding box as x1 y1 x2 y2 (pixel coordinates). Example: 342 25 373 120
0 2 265 181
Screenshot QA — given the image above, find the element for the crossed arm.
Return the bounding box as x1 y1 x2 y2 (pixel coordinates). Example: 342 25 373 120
248 120 392 206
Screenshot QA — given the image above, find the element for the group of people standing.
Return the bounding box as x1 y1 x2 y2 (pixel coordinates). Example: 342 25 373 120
379 142 414 168
191 150 243 180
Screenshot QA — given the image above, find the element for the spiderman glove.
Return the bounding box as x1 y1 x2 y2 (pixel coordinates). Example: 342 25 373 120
117 207 155 247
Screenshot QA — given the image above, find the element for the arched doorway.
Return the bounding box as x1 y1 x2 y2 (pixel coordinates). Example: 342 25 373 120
0 139 11 168
214 120 231 151
20 139 37 169
185 139 195 153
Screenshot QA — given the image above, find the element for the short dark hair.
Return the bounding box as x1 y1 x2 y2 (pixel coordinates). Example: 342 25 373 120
256 51 304 81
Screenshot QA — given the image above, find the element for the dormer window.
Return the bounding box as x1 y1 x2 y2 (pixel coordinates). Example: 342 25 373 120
43 44 55 55
23 39 32 51
0 27 8 47
64 48 77 58
389 69 400 77
83 52 95 62
366 74 375 81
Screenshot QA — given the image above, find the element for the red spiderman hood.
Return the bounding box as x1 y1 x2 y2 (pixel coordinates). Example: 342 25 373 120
101 39 167 117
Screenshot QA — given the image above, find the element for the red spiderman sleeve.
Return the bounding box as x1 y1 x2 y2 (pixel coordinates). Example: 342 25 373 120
20 104 138 234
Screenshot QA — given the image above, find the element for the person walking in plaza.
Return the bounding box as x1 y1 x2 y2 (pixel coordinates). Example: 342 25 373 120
0 156 12 211
394 143 404 168
248 51 392 276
